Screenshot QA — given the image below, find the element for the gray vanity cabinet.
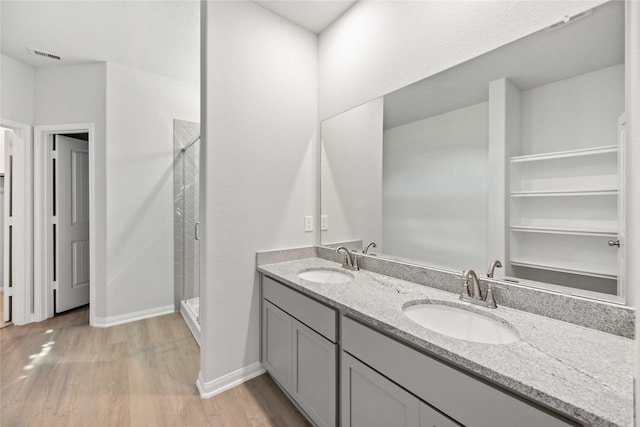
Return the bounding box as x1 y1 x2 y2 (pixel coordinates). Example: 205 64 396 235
342 352 458 427
261 276 337 427
292 318 336 427
262 300 294 390
342 316 576 427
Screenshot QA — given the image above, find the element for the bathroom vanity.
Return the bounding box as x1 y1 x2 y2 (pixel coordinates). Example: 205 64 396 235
258 255 634 427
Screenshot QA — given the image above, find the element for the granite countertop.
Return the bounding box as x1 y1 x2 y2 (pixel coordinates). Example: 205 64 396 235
258 257 635 427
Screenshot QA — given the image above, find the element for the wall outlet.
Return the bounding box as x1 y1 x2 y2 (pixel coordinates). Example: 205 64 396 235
320 215 328 231
304 216 313 232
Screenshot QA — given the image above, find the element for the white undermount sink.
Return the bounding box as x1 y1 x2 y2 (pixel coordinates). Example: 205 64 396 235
403 303 519 345
297 268 355 284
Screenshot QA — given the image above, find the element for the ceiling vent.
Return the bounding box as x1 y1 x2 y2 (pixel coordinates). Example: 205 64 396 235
27 47 63 61
546 9 594 32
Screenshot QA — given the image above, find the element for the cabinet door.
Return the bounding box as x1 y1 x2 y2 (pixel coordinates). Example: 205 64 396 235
342 352 420 427
262 300 293 391
292 319 337 427
420 402 461 427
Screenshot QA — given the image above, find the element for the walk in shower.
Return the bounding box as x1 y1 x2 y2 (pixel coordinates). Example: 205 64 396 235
174 120 200 343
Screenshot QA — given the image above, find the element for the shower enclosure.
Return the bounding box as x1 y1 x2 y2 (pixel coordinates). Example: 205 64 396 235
174 120 200 343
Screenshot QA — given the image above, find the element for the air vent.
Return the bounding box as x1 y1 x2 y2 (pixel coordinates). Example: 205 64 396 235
546 9 594 32
27 47 63 61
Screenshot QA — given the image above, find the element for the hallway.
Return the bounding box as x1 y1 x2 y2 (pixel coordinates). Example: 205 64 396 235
0 309 309 427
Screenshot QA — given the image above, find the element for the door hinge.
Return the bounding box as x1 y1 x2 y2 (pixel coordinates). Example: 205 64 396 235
4 287 12 296
51 281 58 292
51 150 58 159
51 216 58 225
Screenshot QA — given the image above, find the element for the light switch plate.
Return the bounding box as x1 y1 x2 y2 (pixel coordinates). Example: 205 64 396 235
320 215 328 231
304 216 313 232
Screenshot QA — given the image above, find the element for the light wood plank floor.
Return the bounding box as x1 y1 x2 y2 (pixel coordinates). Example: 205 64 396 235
1 307 310 427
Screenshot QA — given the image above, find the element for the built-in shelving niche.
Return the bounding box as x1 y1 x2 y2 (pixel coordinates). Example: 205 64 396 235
500 62 625 297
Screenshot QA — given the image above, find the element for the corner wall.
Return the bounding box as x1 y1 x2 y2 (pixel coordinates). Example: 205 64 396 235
0 53 35 125
200 0 317 395
104 63 199 320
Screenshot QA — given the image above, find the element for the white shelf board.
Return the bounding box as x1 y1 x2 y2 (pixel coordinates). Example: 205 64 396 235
510 189 617 198
510 145 618 163
510 259 617 280
510 225 617 237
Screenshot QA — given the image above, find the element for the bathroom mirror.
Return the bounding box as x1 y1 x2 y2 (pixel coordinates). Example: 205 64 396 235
320 1 626 301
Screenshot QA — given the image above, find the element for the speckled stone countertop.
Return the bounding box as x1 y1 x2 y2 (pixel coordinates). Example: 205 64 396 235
258 257 635 427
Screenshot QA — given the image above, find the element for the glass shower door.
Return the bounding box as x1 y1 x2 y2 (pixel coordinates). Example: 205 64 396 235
182 138 200 322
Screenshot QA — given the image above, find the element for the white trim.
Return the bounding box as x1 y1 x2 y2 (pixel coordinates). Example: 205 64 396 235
93 304 175 328
0 119 33 325
33 124 95 325
196 362 266 399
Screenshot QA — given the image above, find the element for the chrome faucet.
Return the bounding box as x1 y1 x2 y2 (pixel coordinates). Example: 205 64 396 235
460 269 497 309
336 246 359 271
363 242 377 254
487 259 503 278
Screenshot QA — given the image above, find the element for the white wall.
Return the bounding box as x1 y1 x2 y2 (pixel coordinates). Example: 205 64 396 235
319 0 606 120
320 2 638 416
200 0 317 392
105 63 199 318
321 98 383 248
1 53 35 125
35 63 108 318
626 0 640 418
520 64 624 155
383 102 488 271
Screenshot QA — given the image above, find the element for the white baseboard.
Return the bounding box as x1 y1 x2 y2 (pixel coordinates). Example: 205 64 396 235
92 304 175 328
196 362 266 399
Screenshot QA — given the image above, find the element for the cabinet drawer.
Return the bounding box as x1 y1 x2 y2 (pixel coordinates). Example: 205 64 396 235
342 317 576 427
263 276 336 342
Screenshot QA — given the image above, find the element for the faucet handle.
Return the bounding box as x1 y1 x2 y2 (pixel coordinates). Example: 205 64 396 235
460 281 471 298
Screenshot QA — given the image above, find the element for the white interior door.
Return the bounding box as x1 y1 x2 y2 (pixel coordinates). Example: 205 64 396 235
55 135 90 312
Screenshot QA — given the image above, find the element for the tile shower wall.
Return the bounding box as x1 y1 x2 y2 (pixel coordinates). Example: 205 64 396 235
174 119 200 310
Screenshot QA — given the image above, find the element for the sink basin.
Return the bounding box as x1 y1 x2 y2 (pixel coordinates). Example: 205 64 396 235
297 268 355 284
403 303 519 344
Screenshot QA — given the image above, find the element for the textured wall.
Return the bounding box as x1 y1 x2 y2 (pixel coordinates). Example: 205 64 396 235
105 63 199 319
319 1 606 120
201 0 318 387
0 54 35 125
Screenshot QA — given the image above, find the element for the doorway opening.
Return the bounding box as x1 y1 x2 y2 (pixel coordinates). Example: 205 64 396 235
0 119 32 326
34 124 95 325
1 127 13 328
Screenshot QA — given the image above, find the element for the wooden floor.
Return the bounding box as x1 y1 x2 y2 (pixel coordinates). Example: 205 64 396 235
0 307 309 427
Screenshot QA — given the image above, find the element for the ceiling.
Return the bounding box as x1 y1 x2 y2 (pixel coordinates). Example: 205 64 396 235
0 1 355 86
384 0 624 130
1 1 200 86
256 1 356 33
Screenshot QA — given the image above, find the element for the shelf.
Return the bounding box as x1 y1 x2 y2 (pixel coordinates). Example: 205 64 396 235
510 259 617 280
510 226 617 237
510 189 617 198
510 145 618 163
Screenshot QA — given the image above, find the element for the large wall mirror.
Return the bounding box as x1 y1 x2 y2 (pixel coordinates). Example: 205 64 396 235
320 1 626 302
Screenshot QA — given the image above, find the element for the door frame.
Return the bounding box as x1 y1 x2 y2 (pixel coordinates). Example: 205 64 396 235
0 118 33 325
34 123 95 325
